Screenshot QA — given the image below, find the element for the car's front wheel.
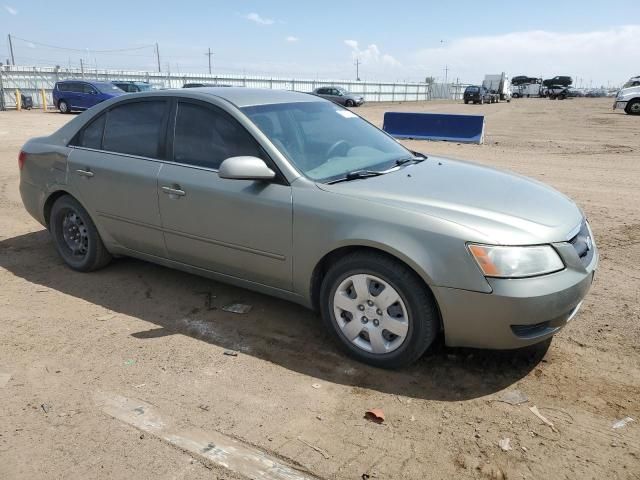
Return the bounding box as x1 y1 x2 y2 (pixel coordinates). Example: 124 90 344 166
320 252 439 368
49 195 112 272
625 99 640 115
345 99 355 107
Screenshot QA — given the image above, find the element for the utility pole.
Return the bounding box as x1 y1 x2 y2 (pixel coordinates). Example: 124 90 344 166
80 58 85 78
7 34 15 65
354 58 361 81
444 65 449 85
205 48 214 75
155 42 161 72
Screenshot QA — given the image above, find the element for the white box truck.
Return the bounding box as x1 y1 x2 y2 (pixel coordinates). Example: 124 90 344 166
483 73 512 102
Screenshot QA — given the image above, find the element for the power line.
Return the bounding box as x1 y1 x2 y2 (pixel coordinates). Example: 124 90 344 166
10 34 155 53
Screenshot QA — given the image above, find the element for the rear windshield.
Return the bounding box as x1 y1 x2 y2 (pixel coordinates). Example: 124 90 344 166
465 87 479 92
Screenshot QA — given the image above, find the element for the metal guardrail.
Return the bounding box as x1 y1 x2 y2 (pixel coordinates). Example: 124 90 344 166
0 65 469 110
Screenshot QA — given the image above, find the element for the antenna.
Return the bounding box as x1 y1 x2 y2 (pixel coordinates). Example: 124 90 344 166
354 58 361 81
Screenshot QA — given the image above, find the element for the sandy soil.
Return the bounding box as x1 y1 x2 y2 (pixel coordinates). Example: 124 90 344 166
0 97 639 480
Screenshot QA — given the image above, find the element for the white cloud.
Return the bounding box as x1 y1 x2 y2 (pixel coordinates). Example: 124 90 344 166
245 12 274 26
343 39 400 68
3 4 17 15
285 36 299 43
410 25 640 86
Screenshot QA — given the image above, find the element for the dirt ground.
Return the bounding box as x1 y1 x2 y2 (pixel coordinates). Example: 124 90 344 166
0 97 639 480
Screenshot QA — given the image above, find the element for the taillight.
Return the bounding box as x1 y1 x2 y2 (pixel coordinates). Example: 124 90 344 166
18 150 26 170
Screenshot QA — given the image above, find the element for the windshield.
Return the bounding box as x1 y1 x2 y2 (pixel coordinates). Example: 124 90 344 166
242 101 411 183
465 86 479 92
622 80 640 89
136 83 154 91
95 82 123 93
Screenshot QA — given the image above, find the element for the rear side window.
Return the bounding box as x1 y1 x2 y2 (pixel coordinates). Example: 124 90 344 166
73 114 106 149
173 102 262 169
103 101 166 158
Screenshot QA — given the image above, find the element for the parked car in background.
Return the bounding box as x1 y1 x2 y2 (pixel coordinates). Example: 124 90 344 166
111 81 155 93
312 87 364 107
613 76 640 115
463 85 492 104
18 87 598 368
566 88 584 98
543 76 573 88
52 80 125 113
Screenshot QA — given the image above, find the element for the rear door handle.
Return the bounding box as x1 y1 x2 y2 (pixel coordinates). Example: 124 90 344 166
75 169 94 178
161 185 186 197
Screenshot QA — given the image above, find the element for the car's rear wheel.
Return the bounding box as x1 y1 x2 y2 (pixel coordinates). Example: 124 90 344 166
320 252 439 368
625 99 640 115
58 100 70 114
464 100 468 104
49 195 112 272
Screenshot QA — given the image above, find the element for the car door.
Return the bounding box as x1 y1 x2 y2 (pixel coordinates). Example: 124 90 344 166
66 82 83 110
157 99 293 290
68 98 169 257
81 83 101 109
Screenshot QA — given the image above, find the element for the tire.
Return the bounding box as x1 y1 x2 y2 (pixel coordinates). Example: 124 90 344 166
49 195 112 272
58 100 70 114
345 99 354 107
319 251 439 368
464 100 468 104
625 99 640 115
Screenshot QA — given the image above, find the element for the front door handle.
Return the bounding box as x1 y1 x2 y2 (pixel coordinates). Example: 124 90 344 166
75 169 94 178
161 185 186 197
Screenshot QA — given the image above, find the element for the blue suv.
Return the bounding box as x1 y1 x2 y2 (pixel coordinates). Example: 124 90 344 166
52 80 124 113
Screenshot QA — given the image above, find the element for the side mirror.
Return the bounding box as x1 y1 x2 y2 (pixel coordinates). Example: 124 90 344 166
218 156 275 181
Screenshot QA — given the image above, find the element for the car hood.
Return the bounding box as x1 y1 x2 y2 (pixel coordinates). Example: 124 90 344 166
317 156 583 245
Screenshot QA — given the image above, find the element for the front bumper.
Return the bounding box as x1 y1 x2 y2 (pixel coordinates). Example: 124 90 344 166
613 100 627 110
433 239 598 349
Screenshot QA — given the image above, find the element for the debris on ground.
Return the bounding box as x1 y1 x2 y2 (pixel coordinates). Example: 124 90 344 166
40 403 50 414
496 389 529 405
529 405 558 433
123 359 136 366
364 408 385 424
133 383 146 389
223 350 238 357
498 438 512 451
612 417 634 429
297 437 330 459
311 383 321 389
222 303 252 314
96 313 117 321
199 405 210 411
0 373 11 388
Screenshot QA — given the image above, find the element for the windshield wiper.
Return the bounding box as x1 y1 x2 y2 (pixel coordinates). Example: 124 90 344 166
395 155 427 166
327 170 384 184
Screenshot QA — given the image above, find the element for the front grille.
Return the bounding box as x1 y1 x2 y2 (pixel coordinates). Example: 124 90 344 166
568 221 594 267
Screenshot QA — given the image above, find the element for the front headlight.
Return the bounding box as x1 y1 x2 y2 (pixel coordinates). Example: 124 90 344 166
468 244 564 278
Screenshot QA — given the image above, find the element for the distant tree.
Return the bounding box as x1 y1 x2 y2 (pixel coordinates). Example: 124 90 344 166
425 76 435 85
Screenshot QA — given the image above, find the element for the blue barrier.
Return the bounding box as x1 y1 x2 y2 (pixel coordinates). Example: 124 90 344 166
383 112 485 144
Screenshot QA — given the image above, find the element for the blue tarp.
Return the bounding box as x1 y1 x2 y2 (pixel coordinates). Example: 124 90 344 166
383 112 485 144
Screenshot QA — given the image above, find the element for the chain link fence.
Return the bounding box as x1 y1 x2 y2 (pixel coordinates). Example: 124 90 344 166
0 65 468 110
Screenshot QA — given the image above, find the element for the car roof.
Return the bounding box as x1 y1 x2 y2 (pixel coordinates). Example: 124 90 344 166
174 87 323 107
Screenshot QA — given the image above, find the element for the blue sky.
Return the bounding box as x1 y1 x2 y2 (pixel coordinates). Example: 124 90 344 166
2 0 639 86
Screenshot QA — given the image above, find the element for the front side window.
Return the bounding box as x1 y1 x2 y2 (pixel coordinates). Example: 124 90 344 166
173 102 263 170
102 101 166 158
82 83 97 94
242 101 411 183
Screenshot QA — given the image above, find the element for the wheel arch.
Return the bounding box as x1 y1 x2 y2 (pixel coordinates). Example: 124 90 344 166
43 189 75 228
309 244 442 327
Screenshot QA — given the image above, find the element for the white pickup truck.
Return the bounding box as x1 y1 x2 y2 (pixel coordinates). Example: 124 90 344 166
613 76 640 115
